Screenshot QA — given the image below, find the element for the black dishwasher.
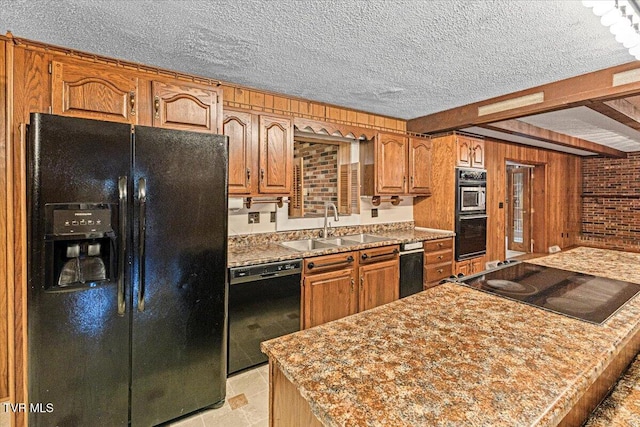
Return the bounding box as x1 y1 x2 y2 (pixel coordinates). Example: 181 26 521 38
228 259 302 375
399 242 424 298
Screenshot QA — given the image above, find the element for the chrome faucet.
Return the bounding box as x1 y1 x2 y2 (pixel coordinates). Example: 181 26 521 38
323 202 339 238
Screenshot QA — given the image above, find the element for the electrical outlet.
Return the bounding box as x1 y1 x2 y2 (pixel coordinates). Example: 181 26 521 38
371 208 378 218
270 211 276 223
248 212 260 224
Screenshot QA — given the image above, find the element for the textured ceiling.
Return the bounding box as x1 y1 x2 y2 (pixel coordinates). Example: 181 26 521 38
0 0 633 120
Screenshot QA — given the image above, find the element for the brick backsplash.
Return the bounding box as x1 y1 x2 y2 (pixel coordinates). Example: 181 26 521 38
581 152 640 251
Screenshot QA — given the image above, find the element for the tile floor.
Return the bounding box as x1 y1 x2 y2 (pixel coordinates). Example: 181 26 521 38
0 364 270 427
170 364 270 427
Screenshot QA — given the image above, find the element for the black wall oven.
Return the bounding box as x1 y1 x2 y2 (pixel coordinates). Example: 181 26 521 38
455 168 488 261
455 213 488 260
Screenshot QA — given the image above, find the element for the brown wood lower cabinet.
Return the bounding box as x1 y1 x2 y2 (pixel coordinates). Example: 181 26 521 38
302 252 357 329
424 238 454 288
358 245 400 311
455 256 485 276
302 246 399 329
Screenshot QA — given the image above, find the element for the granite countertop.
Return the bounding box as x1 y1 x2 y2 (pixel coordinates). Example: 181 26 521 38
228 228 455 268
584 354 640 426
261 247 640 426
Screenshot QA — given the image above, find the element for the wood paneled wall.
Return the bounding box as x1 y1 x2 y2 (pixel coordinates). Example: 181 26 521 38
485 139 582 261
1 38 9 401
414 133 582 262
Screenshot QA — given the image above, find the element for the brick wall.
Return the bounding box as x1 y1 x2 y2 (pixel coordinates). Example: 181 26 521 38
294 142 338 215
581 151 640 251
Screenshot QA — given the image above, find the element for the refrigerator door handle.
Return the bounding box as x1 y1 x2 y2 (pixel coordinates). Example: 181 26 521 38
117 176 127 316
137 177 147 312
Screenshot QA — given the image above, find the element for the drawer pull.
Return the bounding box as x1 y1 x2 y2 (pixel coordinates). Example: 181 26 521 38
307 255 354 270
361 248 399 261
437 255 443 260
437 268 443 274
437 242 443 247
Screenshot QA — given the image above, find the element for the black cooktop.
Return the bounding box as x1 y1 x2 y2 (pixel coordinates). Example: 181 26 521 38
458 262 640 324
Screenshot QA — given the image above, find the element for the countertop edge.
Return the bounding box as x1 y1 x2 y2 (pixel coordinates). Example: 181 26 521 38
228 229 455 268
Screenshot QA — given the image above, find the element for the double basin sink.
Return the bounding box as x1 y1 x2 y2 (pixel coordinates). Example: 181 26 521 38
280 234 389 252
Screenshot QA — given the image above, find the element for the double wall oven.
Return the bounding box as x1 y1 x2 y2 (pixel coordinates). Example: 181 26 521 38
455 168 487 260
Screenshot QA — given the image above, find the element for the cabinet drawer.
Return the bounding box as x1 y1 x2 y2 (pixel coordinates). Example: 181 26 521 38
424 238 453 252
359 245 399 264
425 263 452 282
425 249 453 265
304 252 356 275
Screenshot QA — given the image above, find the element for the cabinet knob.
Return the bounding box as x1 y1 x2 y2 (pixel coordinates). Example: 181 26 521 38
437 255 443 260
437 242 443 247
437 268 443 274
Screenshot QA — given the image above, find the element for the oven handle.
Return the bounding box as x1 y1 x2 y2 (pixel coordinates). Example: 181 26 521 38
459 214 488 220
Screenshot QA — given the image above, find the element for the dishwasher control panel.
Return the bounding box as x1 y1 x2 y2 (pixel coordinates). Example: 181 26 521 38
229 259 302 284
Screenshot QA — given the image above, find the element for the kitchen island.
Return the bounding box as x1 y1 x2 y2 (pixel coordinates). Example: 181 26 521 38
261 248 640 426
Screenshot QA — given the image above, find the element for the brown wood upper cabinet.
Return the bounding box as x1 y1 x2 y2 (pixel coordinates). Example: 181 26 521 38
260 115 292 194
51 60 138 124
223 108 293 196
456 135 485 169
224 110 255 194
361 132 431 196
408 137 432 194
151 81 222 133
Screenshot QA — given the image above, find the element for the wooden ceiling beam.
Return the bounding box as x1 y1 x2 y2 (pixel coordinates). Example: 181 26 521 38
480 120 627 158
408 61 640 134
586 99 640 132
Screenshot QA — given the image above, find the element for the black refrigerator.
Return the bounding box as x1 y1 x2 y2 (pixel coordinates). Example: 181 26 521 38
27 113 228 426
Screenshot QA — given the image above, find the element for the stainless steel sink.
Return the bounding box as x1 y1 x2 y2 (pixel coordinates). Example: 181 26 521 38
280 239 338 252
341 234 390 244
316 237 356 246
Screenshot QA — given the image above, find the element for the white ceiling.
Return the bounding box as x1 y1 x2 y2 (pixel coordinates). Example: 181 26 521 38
519 107 640 152
0 0 633 121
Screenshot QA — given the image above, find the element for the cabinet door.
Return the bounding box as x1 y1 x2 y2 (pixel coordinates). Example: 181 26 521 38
51 60 137 124
359 259 399 312
470 139 485 168
303 268 357 329
376 133 408 194
259 115 292 194
471 258 484 274
151 81 221 133
455 259 471 276
224 110 255 195
408 137 432 194
456 136 472 168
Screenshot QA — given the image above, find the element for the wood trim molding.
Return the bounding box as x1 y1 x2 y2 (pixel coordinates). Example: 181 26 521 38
480 119 627 158
407 61 640 134
294 117 377 140
586 99 640 132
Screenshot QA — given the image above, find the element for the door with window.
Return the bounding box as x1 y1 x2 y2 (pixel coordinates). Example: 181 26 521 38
507 167 531 253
